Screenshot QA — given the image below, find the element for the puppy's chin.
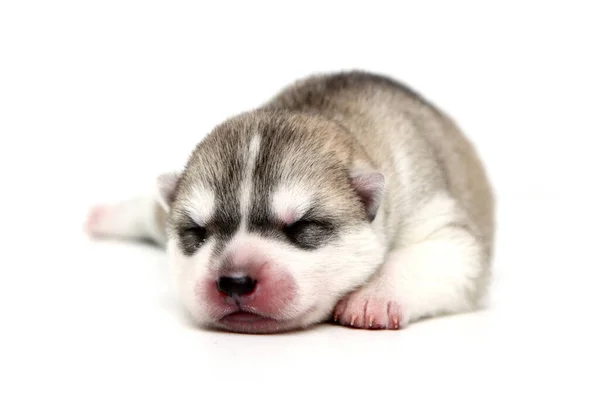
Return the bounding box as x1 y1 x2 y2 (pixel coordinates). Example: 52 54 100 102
184 303 329 334
184 284 334 334
214 309 320 334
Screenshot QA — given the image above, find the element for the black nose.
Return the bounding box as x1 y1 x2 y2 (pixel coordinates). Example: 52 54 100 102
216 276 257 297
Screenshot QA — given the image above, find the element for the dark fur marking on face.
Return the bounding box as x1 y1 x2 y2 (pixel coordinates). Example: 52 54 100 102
244 114 344 250
282 219 337 250
172 109 372 257
246 211 340 251
177 219 208 256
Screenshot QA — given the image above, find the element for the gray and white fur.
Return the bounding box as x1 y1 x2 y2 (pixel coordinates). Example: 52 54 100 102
87 71 494 333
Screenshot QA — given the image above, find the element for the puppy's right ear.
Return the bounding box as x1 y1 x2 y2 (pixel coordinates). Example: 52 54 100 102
349 170 385 222
156 172 180 212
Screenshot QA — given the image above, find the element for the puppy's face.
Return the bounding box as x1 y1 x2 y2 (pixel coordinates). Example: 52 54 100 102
159 112 386 333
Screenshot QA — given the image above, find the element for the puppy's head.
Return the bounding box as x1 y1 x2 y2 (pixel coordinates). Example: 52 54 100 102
157 111 386 333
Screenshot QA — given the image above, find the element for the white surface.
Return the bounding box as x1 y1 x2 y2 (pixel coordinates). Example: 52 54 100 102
1 1 599 399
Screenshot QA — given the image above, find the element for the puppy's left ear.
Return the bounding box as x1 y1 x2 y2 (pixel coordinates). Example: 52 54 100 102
349 170 385 222
156 172 180 212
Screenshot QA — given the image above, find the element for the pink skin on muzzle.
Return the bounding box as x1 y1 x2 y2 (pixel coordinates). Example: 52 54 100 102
195 256 300 333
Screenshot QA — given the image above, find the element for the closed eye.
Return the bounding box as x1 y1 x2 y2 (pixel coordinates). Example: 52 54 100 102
283 219 335 249
178 221 209 255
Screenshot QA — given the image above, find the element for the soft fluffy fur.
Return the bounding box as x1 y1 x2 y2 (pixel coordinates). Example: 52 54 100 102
87 71 494 333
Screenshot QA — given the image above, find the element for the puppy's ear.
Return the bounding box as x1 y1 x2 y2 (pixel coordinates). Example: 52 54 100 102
350 170 385 222
156 172 180 212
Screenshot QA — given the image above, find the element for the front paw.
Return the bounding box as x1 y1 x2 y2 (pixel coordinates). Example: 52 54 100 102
333 290 403 330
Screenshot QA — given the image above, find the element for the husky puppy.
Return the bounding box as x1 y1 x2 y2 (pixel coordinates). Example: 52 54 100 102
86 71 494 334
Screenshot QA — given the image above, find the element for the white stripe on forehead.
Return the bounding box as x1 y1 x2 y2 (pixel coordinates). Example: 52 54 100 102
239 134 261 227
182 186 215 225
272 182 313 224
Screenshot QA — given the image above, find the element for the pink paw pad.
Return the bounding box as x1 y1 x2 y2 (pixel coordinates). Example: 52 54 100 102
333 294 403 330
84 205 109 237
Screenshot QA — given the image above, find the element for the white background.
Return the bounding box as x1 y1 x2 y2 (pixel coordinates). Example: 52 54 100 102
1 1 599 399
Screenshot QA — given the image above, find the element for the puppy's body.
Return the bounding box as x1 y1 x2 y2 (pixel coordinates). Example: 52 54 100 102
88 71 494 333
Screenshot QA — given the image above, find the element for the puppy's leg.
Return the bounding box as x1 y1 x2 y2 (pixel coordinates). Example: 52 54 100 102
334 196 489 329
85 172 178 246
85 194 167 246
